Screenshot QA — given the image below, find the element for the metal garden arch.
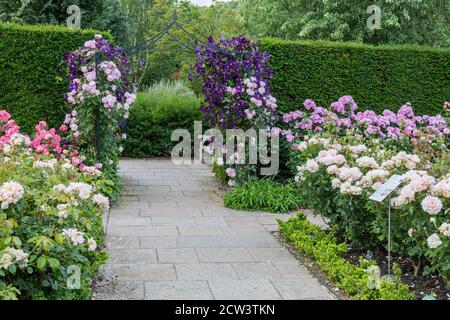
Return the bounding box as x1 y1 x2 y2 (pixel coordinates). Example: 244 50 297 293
92 13 239 160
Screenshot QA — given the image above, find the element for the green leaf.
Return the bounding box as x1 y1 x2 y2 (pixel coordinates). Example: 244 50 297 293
7 264 16 274
54 234 64 245
36 257 47 271
12 237 22 247
47 258 60 270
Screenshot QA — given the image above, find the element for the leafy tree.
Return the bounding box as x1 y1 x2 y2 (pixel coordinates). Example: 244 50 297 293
129 0 242 86
239 0 449 47
0 0 128 42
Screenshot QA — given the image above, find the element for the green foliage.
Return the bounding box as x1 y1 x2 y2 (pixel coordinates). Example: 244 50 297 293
135 0 242 86
0 0 128 43
0 145 109 300
224 179 302 213
261 38 450 115
239 0 449 47
0 23 112 133
213 162 228 185
123 80 202 157
279 213 414 300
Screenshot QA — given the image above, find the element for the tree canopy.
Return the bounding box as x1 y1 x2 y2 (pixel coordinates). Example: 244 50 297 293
239 0 449 47
0 0 128 42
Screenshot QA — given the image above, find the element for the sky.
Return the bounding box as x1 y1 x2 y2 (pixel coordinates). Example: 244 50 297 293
189 0 229 6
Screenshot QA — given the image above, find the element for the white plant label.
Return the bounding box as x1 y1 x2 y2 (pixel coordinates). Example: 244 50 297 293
369 174 405 202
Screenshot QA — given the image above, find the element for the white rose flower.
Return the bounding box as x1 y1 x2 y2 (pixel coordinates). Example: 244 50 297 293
2 144 12 154
87 238 97 251
0 253 13 269
92 194 110 211
432 180 450 198
427 233 442 249
438 223 450 237
0 181 25 209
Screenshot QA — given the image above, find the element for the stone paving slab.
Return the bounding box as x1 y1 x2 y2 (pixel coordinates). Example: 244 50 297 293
93 159 336 300
271 279 335 300
209 279 282 300
175 263 238 281
107 249 157 265
99 264 176 281
144 281 214 300
157 248 199 263
196 248 253 263
93 280 145 300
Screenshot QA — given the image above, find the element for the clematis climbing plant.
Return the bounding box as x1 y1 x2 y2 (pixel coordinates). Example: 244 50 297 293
191 35 280 186
191 35 277 130
62 34 137 170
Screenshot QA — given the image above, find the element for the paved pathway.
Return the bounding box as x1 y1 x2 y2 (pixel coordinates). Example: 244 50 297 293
93 159 335 300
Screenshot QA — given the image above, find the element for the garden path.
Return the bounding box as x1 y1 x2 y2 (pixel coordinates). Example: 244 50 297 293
93 159 335 300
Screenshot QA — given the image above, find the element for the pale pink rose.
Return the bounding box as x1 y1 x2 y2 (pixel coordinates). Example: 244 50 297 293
334 155 346 165
399 185 415 202
421 196 443 215
84 40 96 49
327 165 338 175
225 168 236 178
305 160 319 173
412 176 436 193
432 180 450 198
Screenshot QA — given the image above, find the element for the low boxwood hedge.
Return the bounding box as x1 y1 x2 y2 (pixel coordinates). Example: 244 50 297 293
279 213 414 300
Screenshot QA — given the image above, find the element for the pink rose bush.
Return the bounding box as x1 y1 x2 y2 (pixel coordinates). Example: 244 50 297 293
289 98 449 286
62 34 137 169
282 96 449 146
0 111 110 300
0 111 20 150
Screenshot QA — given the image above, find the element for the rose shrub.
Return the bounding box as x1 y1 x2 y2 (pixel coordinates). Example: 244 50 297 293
0 111 110 300
285 97 449 287
61 35 138 199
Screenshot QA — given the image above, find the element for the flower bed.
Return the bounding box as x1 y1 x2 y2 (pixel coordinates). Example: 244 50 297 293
278 213 414 300
0 111 111 300
282 97 449 291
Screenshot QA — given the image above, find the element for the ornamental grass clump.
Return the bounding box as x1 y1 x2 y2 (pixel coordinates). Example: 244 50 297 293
224 179 302 213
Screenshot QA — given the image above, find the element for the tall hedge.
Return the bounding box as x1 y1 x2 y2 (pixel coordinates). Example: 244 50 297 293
260 38 450 115
0 23 112 133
